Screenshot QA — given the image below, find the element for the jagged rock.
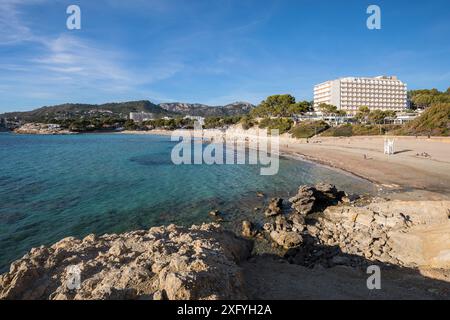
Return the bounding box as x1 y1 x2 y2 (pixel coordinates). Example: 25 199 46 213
265 198 283 217
315 183 339 199
289 186 316 215
289 214 306 233
270 231 303 249
275 215 291 231
289 183 345 216
0 224 252 300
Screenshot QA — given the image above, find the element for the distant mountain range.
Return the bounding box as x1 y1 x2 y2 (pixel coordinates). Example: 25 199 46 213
159 102 254 117
0 100 255 121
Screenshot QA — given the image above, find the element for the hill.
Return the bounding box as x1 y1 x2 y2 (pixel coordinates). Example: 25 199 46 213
1 100 254 122
0 101 172 122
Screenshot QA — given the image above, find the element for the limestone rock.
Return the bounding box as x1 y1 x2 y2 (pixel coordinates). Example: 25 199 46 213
289 183 344 216
0 224 252 300
270 231 303 249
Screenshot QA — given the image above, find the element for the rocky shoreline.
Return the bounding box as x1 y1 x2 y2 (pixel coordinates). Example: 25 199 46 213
1 184 449 300
14 123 76 135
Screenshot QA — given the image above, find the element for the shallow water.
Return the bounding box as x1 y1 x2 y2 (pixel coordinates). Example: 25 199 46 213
0 132 376 272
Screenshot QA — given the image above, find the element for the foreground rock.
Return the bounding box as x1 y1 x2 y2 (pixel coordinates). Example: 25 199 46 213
0 224 252 300
261 184 450 271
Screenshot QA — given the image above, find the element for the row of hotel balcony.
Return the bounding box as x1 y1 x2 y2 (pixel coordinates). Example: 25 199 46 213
341 80 405 85
342 99 406 103
342 86 406 90
341 105 406 109
341 89 407 93
342 92 406 96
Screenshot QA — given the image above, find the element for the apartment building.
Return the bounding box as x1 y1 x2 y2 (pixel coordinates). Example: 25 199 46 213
313 76 408 113
129 112 155 122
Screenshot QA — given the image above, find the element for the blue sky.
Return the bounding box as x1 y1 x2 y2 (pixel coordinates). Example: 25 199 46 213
0 0 449 112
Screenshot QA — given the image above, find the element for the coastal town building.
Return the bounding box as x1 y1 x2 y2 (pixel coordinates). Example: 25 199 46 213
314 76 408 113
129 112 154 122
184 115 205 126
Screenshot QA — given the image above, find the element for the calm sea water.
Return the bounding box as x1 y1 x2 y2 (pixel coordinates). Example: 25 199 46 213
0 132 376 272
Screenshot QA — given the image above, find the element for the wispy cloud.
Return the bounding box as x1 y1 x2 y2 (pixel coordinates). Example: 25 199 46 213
0 1 187 109
0 0 35 44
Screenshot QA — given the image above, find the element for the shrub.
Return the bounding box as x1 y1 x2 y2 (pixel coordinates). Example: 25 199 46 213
321 124 353 137
290 121 329 139
394 103 450 136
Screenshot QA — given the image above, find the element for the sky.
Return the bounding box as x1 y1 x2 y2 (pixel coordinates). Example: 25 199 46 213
0 0 449 112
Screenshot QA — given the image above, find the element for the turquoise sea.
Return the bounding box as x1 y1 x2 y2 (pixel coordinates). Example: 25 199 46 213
0 132 376 272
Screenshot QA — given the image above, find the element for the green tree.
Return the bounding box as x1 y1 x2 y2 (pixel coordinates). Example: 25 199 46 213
358 106 370 115
368 110 387 124
251 94 307 118
318 103 338 115
124 119 138 130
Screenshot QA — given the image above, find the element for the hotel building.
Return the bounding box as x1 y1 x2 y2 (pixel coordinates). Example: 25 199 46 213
314 76 407 113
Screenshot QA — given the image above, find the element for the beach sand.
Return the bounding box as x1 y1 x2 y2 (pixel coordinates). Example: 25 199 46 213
278 136 450 200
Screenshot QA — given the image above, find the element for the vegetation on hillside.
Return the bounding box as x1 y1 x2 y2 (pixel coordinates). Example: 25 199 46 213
203 116 242 129
393 103 450 136
1 100 254 123
1 101 172 123
408 88 450 109
240 115 256 130
290 121 329 139
321 124 401 137
55 117 127 132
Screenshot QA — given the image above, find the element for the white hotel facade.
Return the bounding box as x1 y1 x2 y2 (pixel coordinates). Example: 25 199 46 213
314 76 408 113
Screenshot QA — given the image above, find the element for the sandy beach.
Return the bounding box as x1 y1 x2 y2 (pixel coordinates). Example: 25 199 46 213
279 135 450 200
122 130 450 200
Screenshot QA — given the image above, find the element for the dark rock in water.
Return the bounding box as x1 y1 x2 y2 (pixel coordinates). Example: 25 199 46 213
265 198 283 217
209 210 221 217
241 220 257 238
209 210 224 222
256 192 265 198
